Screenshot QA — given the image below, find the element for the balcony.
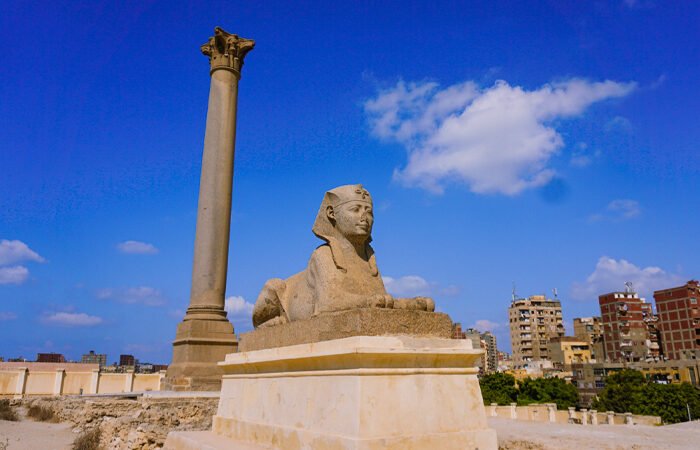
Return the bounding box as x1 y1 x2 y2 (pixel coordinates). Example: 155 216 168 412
620 340 633 348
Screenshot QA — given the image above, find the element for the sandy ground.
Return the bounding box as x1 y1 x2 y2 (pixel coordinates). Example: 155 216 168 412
0 418 74 450
490 417 700 450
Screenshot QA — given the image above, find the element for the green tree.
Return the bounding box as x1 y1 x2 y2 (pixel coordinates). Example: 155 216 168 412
517 377 579 409
591 369 645 414
592 369 700 423
479 373 518 405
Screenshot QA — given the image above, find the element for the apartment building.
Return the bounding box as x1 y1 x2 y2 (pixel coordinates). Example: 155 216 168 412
509 294 564 368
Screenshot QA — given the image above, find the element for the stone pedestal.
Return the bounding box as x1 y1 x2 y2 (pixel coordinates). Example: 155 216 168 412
165 335 497 449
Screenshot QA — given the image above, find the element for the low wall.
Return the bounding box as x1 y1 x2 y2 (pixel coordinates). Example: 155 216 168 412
0 363 164 397
487 403 661 426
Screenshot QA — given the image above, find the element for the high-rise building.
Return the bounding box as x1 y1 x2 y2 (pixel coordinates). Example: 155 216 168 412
480 331 498 373
36 353 66 363
654 280 700 360
464 328 484 370
599 287 653 362
119 354 136 367
573 317 605 362
81 350 107 367
508 294 564 368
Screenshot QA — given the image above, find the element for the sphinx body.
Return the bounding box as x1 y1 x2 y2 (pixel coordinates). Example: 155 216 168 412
252 184 434 328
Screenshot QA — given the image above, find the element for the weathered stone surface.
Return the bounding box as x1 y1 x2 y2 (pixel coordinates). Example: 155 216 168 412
169 336 497 450
22 396 218 450
165 26 254 391
239 308 453 351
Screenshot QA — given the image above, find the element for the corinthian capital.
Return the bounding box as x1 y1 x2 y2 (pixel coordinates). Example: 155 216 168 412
201 27 255 76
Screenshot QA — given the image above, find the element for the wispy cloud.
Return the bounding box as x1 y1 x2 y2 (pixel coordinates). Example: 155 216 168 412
117 240 159 255
0 312 18 321
42 312 103 326
97 286 166 306
604 115 633 133
468 319 500 333
382 275 432 297
0 239 45 265
589 199 641 222
571 256 683 300
365 78 635 195
0 266 29 285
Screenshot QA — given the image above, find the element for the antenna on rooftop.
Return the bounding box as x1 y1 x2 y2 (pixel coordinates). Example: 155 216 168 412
552 287 558 299
512 282 517 302
624 281 634 294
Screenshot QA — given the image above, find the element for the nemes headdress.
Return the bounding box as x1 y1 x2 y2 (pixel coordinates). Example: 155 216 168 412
312 184 378 275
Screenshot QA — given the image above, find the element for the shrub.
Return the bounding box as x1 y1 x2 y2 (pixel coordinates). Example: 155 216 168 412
27 404 57 422
0 399 19 421
73 427 101 450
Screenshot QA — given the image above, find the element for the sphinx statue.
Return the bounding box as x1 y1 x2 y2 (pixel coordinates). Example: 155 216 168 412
252 184 435 328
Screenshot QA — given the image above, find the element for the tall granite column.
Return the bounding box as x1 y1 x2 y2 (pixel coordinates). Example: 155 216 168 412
164 27 254 391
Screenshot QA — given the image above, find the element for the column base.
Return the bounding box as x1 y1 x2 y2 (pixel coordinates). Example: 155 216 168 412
165 335 497 449
163 317 238 391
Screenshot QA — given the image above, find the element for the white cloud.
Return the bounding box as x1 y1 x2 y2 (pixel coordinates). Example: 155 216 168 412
365 78 635 195
571 256 683 300
117 240 159 255
97 286 166 306
590 199 641 222
42 312 103 326
0 240 45 265
0 266 29 285
0 312 18 321
604 115 633 133
225 295 255 317
382 275 432 297
469 319 500 333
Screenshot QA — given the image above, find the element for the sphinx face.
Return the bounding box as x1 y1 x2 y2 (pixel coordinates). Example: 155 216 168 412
333 201 374 239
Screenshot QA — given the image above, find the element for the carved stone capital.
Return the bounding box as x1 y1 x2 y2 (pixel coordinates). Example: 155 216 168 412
201 27 255 76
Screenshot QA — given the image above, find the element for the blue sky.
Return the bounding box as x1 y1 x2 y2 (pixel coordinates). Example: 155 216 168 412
1 1 698 363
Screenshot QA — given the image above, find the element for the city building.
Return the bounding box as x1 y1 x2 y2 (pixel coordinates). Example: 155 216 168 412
599 286 653 362
547 336 592 368
451 322 466 339
481 331 498 373
508 294 564 368
120 354 136 366
572 359 700 406
573 316 605 362
654 280 700 360
36 353 66 363
464 328 484 370
81 350 107 367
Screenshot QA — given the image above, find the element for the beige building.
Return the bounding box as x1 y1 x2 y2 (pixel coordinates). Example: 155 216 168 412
547 336 592 368
573 316 605 361
509 294 564 368
481 331 498 373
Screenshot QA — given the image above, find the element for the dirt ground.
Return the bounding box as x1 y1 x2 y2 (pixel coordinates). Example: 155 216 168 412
490 417 700 450
0 418 74 450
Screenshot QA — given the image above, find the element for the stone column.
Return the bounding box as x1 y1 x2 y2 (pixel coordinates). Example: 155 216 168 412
490 403 498 417
624 412 633 425
581 408 588 425
547 403 556 422
89 369 100 394
509 402 517 419
164 27 255 391
607 411 615 424
591 409 598 425
124 370 134 393
568 407 576 424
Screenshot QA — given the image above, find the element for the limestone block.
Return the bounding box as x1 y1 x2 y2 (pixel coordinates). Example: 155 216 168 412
239 308 452 352
197 336 497 450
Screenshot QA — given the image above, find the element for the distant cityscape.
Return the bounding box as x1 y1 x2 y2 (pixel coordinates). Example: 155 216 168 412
0 350 168 374
452 279 700 407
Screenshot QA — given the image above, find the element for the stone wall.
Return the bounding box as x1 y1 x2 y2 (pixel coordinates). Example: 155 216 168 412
486 403 662 426
18 395 218 449
0 363 163 397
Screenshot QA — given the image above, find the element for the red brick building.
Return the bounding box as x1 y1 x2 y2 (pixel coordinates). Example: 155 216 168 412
654 280 700 360
599 290 652 362
36 353 66 363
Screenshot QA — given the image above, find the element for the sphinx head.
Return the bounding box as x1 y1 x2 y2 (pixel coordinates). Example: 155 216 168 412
313 184 374 245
